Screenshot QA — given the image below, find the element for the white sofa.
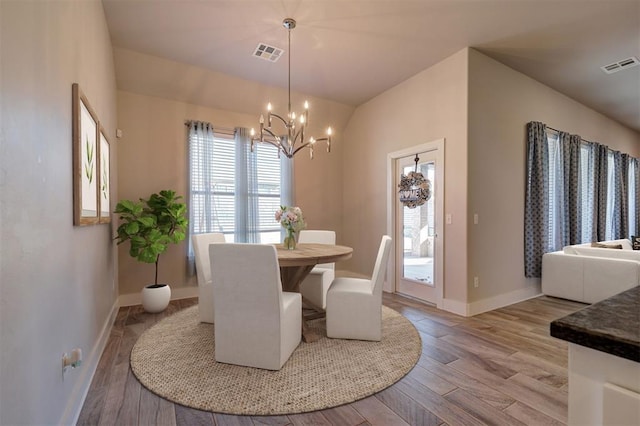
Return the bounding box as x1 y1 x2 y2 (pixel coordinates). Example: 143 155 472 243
541 238 640 303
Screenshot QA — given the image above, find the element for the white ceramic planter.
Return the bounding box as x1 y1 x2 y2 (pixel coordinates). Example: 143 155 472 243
142 284 171 313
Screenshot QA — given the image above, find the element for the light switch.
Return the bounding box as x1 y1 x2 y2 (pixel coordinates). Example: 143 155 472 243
473 213 479 225
446 214 452 224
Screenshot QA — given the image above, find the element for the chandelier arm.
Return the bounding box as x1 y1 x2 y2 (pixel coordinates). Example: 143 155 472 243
260 127 282 144
290 139 329 156
291 143 314 156
268 113 289 127
258 127 295 156
253 137 283 152
311 137 331 153
291 129 306 148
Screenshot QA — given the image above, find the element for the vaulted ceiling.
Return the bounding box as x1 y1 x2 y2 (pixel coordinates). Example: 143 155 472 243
102 0 640 132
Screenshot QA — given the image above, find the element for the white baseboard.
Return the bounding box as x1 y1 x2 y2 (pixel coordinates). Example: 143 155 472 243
118 286 199 307
436 285 542 317
60 299 119 426
441 297 469 316
467 285 542 316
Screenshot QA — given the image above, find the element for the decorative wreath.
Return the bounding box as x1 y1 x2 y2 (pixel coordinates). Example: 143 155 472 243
398 171 431 209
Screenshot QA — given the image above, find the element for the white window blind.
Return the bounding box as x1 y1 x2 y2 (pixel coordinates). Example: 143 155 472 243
188 123 288 255
605 151 616 240
580 143 595 241
547 132 562 250
191 132 234 234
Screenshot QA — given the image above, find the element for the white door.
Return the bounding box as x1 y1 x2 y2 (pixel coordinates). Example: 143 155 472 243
395 151 440 305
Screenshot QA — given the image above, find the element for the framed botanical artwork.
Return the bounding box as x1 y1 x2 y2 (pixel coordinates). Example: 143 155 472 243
98 126 111 224
72 83 99 226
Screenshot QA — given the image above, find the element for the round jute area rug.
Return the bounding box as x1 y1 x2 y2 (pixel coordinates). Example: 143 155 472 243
130 305 421 415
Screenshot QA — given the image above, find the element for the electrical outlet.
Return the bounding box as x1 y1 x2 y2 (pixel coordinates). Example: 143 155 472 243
473 276 479 288
473 213 479 225
446 214 452 224
62 348 83 380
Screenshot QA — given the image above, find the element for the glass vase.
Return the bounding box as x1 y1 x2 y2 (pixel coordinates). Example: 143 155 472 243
284 229 297 250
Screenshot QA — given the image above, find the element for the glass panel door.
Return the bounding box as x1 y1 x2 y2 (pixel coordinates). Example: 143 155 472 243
396 151 438 304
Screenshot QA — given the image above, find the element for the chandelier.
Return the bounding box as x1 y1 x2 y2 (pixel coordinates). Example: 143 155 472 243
250 18 332 159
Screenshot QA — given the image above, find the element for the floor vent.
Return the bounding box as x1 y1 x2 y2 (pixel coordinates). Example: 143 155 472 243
601 56 640 74
253 43 283 62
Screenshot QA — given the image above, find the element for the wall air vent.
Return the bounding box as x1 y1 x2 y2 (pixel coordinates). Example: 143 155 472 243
601 56 640 74
253 43 283 62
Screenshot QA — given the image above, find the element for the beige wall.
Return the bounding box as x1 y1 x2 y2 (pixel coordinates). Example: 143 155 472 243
467 48 640 306
0 1 117 424
116 85 353 296
342 46 639 314
342 49 470 305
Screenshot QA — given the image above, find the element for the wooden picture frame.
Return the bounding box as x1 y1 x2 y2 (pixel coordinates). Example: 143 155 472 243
98 126 111 224
72 83 99 226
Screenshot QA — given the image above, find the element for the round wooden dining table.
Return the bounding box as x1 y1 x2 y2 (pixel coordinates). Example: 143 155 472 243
275 243 353 342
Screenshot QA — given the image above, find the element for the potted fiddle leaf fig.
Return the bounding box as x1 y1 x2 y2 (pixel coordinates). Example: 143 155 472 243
114 190 188 313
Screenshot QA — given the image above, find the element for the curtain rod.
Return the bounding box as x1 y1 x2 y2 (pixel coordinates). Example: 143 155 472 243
184 120 279 144
546 125 595 144
184 120 235 137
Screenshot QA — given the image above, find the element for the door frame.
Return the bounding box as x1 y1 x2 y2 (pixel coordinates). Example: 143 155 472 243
386 139 445 308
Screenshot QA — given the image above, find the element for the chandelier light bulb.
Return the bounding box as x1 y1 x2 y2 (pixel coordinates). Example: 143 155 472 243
250 128 255 136
267 103 272 111
327 127 332 136
304 101 309 109
299 115 305 124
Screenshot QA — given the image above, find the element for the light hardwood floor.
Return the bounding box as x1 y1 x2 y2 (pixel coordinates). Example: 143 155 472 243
77 293 586 425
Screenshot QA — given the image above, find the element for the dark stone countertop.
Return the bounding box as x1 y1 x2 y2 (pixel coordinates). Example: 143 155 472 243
550 286 640 362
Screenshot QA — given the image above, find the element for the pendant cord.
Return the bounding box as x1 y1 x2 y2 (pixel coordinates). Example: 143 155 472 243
414 154 420 173
287 27 291 119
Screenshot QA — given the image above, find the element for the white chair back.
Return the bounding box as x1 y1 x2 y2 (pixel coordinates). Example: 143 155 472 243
192 232 226 323
192 232 226 285
371 236 393 297
325 235 393 341
298 230 336 270
210 243 298 369
210 243 283 329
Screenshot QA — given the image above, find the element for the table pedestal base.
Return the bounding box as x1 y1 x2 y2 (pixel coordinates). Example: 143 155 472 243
276 244 353 343
280 265 326 342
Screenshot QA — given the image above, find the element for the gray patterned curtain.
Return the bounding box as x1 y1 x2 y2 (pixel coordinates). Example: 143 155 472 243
560 133 582 245
592 143 608 241
524 121 549 278
611 152 629 238
635 158 640 236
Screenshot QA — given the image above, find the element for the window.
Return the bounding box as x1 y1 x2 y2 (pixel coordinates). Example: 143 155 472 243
188 123 291 254
525 121 639 278
545 130 635 249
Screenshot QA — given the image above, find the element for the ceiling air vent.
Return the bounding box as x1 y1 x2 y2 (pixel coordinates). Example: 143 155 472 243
253 43 283 62
601 56 640 74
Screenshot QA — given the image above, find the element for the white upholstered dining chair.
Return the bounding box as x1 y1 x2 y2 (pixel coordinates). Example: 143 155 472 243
209 243 302 370
297 230 336 310
326 235 392 341
192 232 226 323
